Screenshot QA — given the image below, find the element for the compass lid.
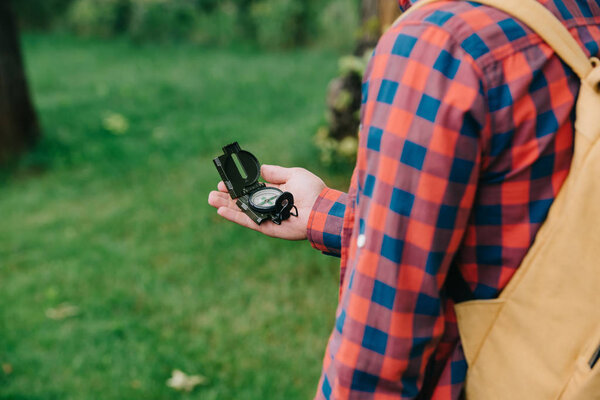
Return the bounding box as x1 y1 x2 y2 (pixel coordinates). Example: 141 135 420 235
213 142 262 199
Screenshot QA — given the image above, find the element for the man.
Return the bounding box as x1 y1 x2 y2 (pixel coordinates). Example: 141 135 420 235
208 0 600 398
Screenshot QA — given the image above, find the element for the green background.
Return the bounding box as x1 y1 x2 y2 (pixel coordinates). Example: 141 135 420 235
0 33 350 399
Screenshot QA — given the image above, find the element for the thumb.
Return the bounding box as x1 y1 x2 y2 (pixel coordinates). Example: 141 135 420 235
261 164 292 184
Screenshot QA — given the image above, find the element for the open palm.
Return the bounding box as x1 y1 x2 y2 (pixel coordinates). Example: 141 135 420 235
208 165 326 240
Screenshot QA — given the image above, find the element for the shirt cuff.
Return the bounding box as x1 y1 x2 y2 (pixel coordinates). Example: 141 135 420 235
307 187 348 257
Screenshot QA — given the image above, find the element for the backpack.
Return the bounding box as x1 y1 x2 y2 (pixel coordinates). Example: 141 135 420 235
395 0 600 398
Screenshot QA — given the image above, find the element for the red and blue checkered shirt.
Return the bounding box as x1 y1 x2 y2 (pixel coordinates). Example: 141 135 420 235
307 0 600 398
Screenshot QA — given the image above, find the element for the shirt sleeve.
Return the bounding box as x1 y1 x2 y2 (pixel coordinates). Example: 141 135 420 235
307 188 349 257
319 17 488 399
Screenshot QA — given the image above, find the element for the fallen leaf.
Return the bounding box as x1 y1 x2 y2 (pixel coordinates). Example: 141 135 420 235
46 303 80 320
2 363 12 375
166 369 207 392
103 112 129 135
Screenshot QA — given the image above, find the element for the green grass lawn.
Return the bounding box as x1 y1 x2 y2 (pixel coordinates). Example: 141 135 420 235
0 34 348 399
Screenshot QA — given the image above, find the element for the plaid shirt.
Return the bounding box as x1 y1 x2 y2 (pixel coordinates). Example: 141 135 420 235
307 0 600 399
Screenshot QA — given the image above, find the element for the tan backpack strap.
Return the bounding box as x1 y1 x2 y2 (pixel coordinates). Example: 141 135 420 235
394 0 595 79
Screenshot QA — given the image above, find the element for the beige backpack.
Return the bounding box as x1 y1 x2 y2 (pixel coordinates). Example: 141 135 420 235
396 0 600 398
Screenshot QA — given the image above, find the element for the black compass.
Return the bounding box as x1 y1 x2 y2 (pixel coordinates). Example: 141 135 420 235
213 142 298 225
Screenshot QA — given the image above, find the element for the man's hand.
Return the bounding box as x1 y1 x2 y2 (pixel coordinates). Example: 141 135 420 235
208 165 326 240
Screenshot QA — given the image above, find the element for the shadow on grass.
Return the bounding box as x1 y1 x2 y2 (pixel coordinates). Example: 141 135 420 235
0 135 72 184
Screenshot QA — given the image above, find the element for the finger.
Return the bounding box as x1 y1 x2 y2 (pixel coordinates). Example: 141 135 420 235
217 206 260 232
217 181 228 193
261 164 293 184
208 191 235 209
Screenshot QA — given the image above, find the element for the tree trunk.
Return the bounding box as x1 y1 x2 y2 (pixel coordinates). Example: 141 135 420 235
362 0 402 32
357 0 402 55
378 0 402 32
0 1 39 164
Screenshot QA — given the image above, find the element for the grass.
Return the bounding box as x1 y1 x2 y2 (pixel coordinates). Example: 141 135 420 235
0 34 348 399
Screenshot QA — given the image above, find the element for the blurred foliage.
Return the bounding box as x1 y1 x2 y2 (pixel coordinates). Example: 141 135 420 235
129 0 198 42
13 0 74 29
13 0 361 50
250 0 305 49
314 1 399 165
318 0 361 51
66 0 132 37
315 51 370 165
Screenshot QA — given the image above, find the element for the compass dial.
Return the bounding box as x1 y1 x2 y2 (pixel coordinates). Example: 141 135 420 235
249 187 283 212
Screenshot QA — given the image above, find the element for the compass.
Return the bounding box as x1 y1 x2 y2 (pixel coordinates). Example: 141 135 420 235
249 187 283 212
213 142 298 225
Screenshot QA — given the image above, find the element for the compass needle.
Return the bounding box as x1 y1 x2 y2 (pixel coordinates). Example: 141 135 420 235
251 188 283 211
261 195 277 205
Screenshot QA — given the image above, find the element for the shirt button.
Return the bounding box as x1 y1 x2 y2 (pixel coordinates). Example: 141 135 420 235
357 234 366 248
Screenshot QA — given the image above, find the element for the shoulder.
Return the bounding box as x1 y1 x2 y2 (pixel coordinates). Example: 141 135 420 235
377 0 540 68
381 0 600 65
